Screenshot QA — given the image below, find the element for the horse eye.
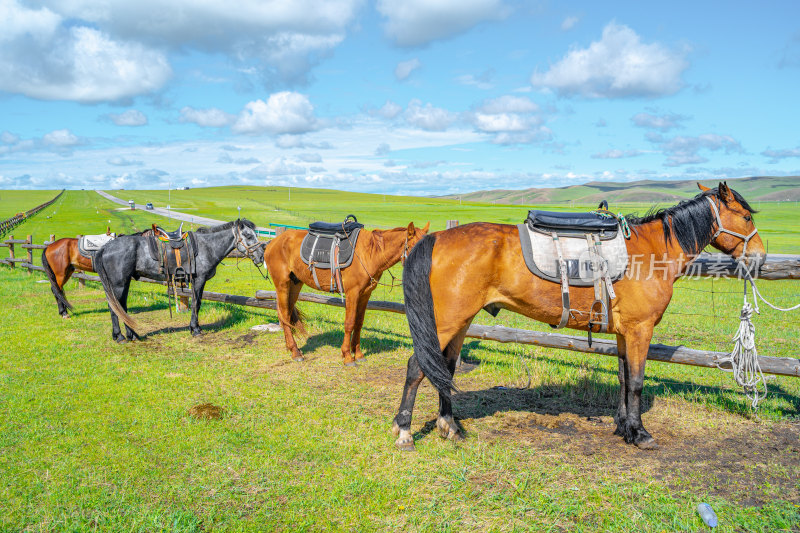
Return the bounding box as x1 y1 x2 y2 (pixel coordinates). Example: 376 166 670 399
743 215 752 222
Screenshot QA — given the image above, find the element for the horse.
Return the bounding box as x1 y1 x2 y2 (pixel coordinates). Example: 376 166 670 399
264 221 430 366
94 219 264 342
42 229 152 318
392 183 765 451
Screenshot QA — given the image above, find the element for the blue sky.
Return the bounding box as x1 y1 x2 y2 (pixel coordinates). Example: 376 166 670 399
1 0 799 195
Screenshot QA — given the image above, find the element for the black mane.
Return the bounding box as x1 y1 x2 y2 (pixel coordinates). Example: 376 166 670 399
196 218 255 233
626 187 756 255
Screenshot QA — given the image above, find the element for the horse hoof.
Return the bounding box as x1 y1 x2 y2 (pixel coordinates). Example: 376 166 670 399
391 420 401 437
395 438 416 452
292 357 305 363
61 314 70 320
191 330 203 337
115 338 127 344
635 437 659 450
344 361 357 368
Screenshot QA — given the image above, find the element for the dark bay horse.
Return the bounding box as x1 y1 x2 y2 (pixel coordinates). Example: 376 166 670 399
264 222 429 365
42 229 152 318
393 183 765 450
94 219 264 342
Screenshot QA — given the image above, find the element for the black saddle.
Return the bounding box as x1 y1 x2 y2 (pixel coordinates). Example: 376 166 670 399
308 214 363 236
147 223 197 282
300 215 364 294
526 210 618 235
155 224 189 248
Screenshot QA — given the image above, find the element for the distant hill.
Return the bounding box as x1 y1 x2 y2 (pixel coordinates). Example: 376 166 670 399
440 176 800 205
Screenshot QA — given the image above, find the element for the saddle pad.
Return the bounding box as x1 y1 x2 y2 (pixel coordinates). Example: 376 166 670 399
78 233 115 256
300 228 361 269
517 224 628 287
527 210 619 235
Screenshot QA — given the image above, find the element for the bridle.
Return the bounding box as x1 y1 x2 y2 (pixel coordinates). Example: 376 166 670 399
233 223 263 264
706 196 758 258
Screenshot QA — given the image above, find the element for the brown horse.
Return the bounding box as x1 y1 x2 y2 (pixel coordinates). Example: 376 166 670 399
42 229 152 318
265 221 430 365
392 183 765 451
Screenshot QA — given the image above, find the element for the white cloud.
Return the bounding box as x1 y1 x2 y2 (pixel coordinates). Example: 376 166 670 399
762 146 800 164
478 95 538 114
107 156 144 166
108 109 148 127
180 107 236 128
456 68 495 90
377 0 510 47
531 22 688 98
375 143 391 156
233 92 317 135
395 58 421 81
468 95 548 144
42 129 79 147
561 16 579 31
649 133 743 167
591 149 644 159
297 152 322 162
373 101 403 120
0 2 171 102
404 100 457 131
631 111 686 131
1 131 20 144
246 157 307 177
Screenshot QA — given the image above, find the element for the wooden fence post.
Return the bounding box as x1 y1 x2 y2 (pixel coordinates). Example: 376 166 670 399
8 234 14 270
446 220 459 229
178 295 190 312
49 234 55 246
26 235 32 274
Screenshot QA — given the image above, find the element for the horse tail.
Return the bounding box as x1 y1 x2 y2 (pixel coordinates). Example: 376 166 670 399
41 247 73 311
291 306 307 337
94 249 139 331
403 234 456 398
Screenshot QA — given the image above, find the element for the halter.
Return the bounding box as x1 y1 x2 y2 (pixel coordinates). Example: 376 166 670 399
706 196 758 257
233 223 263 262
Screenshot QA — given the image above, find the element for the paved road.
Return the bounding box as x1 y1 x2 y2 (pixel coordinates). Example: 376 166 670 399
95 190 270 232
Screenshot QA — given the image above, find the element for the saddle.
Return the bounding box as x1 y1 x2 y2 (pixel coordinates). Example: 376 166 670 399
78 233 116 257
518 208 629 342
146 223 198 284
300 215 364 294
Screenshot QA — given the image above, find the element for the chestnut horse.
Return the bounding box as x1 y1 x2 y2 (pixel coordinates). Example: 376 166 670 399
265 221 429 365
392 183 765 451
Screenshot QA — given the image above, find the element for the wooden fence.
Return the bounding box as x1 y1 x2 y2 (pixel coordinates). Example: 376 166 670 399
0 190 64 237
2 233 799 379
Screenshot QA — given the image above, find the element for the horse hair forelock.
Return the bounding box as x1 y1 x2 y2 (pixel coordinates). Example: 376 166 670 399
626 186 756 255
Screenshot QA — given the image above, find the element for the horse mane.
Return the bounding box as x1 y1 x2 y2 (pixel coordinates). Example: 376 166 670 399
626 186 756 255
195 218 255 233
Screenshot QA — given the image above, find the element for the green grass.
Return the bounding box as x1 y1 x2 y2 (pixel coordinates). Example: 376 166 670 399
0 189 63 220
1 188 799 531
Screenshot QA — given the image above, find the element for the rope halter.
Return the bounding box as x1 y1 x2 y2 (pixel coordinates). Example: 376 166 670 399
706 196 758 258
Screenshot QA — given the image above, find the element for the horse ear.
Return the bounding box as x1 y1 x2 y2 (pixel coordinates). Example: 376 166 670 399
718 181 734 202
697 183 711 191
407 222 415 235
422 221 430 234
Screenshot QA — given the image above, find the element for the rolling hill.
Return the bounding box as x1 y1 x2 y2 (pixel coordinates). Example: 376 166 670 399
441 176 800 205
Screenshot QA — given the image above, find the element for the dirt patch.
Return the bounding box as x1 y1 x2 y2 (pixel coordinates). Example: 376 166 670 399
478 399 800 506
188 403 225 420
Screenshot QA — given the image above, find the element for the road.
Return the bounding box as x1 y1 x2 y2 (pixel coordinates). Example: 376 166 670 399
95 190 270 232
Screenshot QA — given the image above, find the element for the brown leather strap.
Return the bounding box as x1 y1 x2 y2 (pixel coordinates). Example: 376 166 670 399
553 233 570 329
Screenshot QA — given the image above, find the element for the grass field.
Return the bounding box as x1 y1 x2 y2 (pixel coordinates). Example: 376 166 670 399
0 188 798 531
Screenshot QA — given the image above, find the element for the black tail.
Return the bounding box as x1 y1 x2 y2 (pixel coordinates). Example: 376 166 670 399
41 249 73 312
402 234 456 398
94 249 138 331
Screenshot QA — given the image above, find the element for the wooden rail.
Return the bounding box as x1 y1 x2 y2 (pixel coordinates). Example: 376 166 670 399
3 233 799 379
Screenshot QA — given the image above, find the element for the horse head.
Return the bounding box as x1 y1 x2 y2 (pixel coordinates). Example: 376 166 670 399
698 182 765 268
235 219 264 266
403 221 430 262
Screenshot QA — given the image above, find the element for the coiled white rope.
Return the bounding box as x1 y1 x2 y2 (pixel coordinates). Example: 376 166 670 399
717 267 800 409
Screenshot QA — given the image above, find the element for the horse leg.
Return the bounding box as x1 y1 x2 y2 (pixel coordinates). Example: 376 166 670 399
350 290 373 362
618 327 658 449
107 277 128 343
340 288 361 366
613 334 628 437
436 325 469 441
189 276 207 336
276 277 304 362
120 278 139 342
392 354 425 451
56 265 74 318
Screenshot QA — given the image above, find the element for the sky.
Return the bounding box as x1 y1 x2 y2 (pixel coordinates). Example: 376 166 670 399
1 0 799 196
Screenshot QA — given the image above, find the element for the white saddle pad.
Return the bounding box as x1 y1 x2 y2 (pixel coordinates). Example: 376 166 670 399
80 233 115 252
519 224 628 285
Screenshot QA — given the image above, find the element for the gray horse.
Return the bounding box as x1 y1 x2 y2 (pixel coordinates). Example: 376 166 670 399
94 219 264 342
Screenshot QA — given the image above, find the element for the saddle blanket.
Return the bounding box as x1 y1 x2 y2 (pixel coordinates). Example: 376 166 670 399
78 233 115 257
300 227 361 270
517 223 628 287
